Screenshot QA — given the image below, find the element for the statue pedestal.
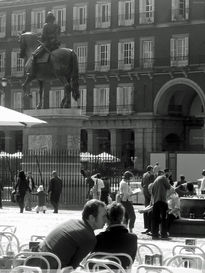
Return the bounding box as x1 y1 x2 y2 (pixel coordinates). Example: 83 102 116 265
21 108 88 206
23 108 87 150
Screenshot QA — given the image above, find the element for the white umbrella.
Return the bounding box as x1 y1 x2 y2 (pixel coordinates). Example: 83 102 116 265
0 106 47 127
96 152 120 163
80 152 96 162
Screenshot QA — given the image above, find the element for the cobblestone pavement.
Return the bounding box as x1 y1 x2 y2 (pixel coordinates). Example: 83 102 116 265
1 204 205 263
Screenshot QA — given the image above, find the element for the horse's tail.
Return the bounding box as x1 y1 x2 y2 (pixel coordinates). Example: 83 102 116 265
71 50 80 101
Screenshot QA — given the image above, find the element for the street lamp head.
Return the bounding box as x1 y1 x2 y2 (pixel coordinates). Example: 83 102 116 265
1 78 7 88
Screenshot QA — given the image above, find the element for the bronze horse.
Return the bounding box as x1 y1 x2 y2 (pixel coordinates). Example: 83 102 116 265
19 32 80 109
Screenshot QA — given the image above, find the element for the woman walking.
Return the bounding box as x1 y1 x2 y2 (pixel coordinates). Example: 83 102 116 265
119 171 136 233
15 170 29 213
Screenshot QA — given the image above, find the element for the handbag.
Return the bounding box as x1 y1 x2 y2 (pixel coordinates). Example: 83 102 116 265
11 190 16 203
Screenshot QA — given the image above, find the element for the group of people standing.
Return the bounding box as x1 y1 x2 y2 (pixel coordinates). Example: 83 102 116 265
14 170 62 213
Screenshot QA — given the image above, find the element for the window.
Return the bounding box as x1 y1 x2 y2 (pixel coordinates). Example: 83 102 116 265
172 0 189 21
74 43 88 73
49 88 64 108
93 87 109 115
11 10 26 36
73 4 87 31
11 50 24 76
117 85 133 114
140 38 154 68
96 1 111 28
13 91 22 110
170 35 189 66
31 89 39 109
0 13 6 38
139 0 154 24
118 0 134 26
53 6 66 32
95 42 110 71
0 51 5 76
31 9 45 33
71 87 87 114
118 40 134 70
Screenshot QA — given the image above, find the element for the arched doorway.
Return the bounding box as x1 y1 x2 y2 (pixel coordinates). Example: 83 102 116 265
154 78 205 151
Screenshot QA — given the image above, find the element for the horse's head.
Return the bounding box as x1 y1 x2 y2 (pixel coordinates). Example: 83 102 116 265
19 32 39 59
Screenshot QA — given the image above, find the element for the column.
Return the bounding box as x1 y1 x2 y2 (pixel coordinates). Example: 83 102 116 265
134 128 144 171
110 129 117 155
5 131 16 153
87 129 94 154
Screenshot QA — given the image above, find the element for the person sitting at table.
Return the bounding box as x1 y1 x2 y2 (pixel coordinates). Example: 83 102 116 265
92 201 137 269
175 182 196 197
39 199 107 269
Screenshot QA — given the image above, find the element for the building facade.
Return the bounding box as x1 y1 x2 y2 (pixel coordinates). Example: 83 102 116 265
0 0 205 170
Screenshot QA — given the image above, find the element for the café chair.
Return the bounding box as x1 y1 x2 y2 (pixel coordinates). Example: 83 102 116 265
137 243 163 265
0 225 17 234
136 265 173 273
164 254 204 269
84 258 126 273
0 231 20 255
30 235 46 242
83 252 133 270
172 244 205 258
14 251 61 270
11 265 42 273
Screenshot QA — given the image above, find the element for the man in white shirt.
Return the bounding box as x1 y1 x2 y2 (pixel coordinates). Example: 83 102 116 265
91 173 104 200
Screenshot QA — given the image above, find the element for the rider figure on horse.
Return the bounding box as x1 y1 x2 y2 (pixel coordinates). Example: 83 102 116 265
29 11 61 77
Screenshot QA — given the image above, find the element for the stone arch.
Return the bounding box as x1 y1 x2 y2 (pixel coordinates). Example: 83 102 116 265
153 78 205 115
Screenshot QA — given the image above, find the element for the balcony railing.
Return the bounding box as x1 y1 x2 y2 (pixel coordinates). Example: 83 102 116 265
116 104 133 115
95 61 110 72
95 16 111 28
170 56 188 67
73 19 88 31
172 8 189 21
118 13 135 26
139 11 154 24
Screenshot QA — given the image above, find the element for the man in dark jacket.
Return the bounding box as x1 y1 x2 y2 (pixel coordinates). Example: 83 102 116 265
48 170 62 213
141 165 154 233
92 202 137 269
39 199 107 269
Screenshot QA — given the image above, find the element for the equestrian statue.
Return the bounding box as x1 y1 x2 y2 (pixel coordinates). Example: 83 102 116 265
19 11 80 109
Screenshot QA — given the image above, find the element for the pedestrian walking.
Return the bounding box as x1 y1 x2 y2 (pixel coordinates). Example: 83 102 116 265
48 171 62 213
33 185 47 213
14 170 30 213
90 173 104 200
100 177 110 204
141 165 155 234
25 171 36 211
119 170 136 233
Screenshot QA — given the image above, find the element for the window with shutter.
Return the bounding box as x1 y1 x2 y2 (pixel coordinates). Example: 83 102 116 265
53 6 66 32
13 92 22 111
117 85 133 114
172 0 189 21
118 40 134 70
95 1 111 28
93 87 109 115
73 4 87 31
74 43 87 73
140 38 154 68
95 42 110 71
0 13 6 38
49 89 64 108
11 50 24 76
170 35 189 66
139 0 154 24
31 9 45 33
11 11 25 36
